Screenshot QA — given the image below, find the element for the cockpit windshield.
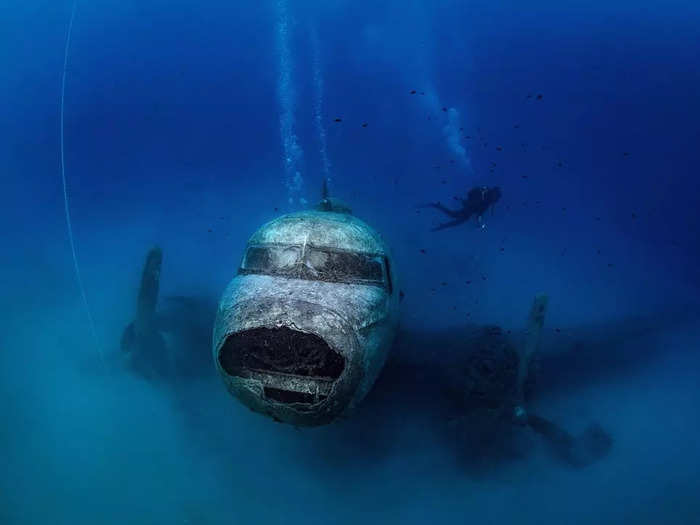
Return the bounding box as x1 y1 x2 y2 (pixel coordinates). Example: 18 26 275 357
239 243 389 289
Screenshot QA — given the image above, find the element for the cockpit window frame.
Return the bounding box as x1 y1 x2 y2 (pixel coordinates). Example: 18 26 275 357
238 242 392 291
383 256 393 295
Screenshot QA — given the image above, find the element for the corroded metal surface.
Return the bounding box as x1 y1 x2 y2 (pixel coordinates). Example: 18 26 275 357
214 209 400 426
248 211 387 255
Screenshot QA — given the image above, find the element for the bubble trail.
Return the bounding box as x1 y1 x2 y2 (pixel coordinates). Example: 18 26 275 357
423 86 471 171
310 26 331 186
276 0 305 207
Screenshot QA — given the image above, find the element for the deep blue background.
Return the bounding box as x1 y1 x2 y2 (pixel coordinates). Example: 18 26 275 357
4 0 699 320
2 1 700 524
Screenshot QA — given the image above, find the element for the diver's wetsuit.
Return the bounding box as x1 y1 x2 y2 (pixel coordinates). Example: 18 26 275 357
427 186 502 231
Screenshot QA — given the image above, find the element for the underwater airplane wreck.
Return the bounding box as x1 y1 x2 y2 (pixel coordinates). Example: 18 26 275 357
121 184 613 468
214 186 399 426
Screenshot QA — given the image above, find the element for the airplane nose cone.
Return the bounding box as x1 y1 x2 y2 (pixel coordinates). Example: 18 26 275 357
213 297 363 426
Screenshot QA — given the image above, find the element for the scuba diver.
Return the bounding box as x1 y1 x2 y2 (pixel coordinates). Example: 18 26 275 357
423 185 502 231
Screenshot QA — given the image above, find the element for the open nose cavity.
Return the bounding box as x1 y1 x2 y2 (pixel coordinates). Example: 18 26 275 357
218 326 346 406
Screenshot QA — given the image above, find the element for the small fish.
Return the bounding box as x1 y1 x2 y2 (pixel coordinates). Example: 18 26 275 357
410 90 417 94
361 122 368 127
419 249 427 254
536 94 543 100
334 118 342 122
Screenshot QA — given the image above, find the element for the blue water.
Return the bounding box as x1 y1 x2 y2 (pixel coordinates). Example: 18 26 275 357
2 1 700 523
